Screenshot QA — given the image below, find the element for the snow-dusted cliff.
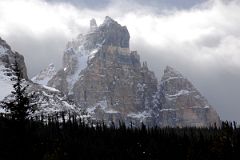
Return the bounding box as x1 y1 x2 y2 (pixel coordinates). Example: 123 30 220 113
156 66 220 127
0 37 77 117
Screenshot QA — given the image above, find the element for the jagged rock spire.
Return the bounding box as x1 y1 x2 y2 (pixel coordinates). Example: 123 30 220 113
161 66 183 82
158 66 221 127
99 16 130 48
102 16 117 26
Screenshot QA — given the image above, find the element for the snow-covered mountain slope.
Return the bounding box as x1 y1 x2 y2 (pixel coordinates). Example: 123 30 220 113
0 37 78 116
26 83 79 117
32 63 57 85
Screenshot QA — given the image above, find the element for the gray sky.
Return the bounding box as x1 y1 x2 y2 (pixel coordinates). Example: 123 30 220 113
0 0 240 122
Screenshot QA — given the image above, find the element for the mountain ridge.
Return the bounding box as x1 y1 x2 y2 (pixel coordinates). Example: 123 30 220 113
43 16 220 127
0 16 220 127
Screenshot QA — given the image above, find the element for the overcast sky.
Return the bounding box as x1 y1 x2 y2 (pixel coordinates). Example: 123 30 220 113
0 0 240 122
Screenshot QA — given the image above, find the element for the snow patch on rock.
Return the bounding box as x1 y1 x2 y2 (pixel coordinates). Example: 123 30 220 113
42 85 60 92
127 111 151 120
166 90 193 100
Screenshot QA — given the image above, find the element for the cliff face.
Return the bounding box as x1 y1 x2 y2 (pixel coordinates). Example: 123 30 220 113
46 17 220 127
0 37 29 102
48 17 158 126
156 66 221 127
0 37 28 80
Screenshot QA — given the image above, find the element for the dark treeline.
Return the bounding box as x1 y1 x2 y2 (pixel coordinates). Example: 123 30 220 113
0 114 239 160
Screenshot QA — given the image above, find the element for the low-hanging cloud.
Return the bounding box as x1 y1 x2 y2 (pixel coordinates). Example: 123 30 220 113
0 0 240 122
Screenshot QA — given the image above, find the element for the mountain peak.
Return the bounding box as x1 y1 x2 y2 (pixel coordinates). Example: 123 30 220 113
0 37 11 55
162 66 183 81
98 16 130 48
102 16 116 25
158 66 220 127
165 65 179 73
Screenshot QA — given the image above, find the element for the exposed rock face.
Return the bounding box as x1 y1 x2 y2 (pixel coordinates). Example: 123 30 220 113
156 66 220 127
48 17 158 126
0 37 77 116
0 37 28 80
99 16 130 48
0 37 29 102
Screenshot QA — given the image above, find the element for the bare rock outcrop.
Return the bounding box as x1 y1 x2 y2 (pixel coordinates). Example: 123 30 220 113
48 17 158 126
155 66 221 127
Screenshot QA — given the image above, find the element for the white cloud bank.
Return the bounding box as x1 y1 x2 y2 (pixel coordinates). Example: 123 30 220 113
0 0 240 122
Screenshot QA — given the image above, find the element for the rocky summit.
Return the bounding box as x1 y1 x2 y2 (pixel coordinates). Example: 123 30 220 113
43 16 221 127
48 16 158 126
155 66 220 127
